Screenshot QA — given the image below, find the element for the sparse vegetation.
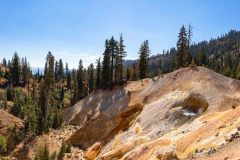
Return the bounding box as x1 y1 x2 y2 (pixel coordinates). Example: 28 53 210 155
34 144 50 160
7 123 23 143
0 135 7 155
57 141 71 159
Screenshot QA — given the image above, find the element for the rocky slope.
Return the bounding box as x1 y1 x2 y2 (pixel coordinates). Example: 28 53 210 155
5 66 240 159
61 66 240 160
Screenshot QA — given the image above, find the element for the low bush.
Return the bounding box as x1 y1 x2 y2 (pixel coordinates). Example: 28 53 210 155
0 135 7 155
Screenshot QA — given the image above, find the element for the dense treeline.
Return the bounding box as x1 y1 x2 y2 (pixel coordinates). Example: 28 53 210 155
126 27 240 79
101 34 127 89
191 30 240 78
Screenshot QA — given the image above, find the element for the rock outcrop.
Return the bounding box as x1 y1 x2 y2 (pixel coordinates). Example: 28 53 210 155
61 67 240 159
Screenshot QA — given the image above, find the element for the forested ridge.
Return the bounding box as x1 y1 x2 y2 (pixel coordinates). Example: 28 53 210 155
140 29 240 78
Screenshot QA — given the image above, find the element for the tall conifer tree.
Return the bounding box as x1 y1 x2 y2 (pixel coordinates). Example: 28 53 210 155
109 36 117 86
176 25 190 68
88 63 95 93
11 52 20 86
77 60 83 100
102 40 111 89
95 58 101 89
115 34 127 84
58 59 64 80
138 40 150 79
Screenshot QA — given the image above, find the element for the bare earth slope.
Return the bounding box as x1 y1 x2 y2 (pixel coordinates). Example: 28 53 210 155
62 66 240 160
0 109 24 154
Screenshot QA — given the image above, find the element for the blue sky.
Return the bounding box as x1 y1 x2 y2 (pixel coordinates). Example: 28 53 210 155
0 0 240 68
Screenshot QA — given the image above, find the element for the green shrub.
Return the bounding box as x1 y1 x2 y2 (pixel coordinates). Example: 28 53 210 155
57 141 66 159
7 123 23 143
0 135 7 155
6 86 14 101
52 110 62 129
65 142 71 153
34 144 50 160
9 89 25 118
57 141 71 159
24 97 38 135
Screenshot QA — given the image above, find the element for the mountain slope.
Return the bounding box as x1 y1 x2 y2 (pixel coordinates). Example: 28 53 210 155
62 66 240 159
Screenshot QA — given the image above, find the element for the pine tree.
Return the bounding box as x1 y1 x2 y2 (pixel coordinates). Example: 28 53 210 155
66 63 71 89
70 69 78 105
54 61 59 82
27 62 31 95
176 25 190 68
77 60 83 100
109 36 117 87
138 40 150 79
24 97 38 135
38 80 47 133
2 58 7 67
45 52 55 88
88 63 95 93
188 24 193 52
21 57 29 86
83 68 89 97
115 34 127 84
58 59 64 80
11 52 21 86
102 40 111 89
95 58 101 89
38 51 55 134
65 63 69 77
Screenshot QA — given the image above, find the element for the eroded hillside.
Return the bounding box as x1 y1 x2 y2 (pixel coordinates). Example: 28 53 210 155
60 66 240 160
5 66 240 159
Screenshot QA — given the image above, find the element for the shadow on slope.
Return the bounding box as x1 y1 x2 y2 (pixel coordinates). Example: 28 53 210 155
64 86 143 151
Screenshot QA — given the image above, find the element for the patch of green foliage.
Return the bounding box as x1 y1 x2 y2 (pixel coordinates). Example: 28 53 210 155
7 123 23 143
57 141 71 159
0 135 7 155
34 144 50 160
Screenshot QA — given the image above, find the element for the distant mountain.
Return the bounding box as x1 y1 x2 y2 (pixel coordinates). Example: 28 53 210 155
123 59 137 67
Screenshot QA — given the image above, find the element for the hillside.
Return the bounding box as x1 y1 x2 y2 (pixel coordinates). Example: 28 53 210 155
58 66 240 160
